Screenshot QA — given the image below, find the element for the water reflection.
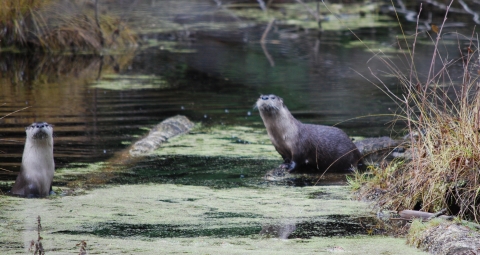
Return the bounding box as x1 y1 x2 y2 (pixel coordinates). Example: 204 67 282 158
260 215 383 239
52 214 381 239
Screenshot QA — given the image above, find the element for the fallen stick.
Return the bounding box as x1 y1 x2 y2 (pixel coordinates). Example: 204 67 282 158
398 209 454 221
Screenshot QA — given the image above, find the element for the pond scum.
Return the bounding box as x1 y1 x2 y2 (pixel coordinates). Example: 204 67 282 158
0 0 136 52
349 5 480 223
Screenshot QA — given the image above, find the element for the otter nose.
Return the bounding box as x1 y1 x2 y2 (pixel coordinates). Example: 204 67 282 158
36 123 46 128
261 96 269 100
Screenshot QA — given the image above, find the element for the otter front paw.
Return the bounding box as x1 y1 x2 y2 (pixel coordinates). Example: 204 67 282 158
279 161 296 172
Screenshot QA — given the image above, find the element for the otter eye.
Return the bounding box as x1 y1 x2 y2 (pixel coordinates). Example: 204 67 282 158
271 96 276 99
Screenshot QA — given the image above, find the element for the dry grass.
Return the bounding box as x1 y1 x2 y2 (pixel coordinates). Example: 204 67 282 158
0 0 136 52
350 2 480 222
0 0 51 46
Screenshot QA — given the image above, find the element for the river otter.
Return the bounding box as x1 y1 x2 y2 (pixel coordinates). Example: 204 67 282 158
11 122 55 198
256 94 361 173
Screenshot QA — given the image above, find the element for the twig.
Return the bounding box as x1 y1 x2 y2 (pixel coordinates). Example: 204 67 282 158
409 4 421 87
425 0 454 89
260 18 275 67
0 167 15 172
76 240 87 255
0 106 31 120
428 208 447 219
458 0 480 25
260 18 275 43
28 216 45 255
261 41 275 67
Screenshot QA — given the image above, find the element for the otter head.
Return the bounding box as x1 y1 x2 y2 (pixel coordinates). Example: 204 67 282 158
26 122 53 140
255 94 286 115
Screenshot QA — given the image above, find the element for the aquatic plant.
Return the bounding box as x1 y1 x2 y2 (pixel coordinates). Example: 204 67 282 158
0 0 136 52
76 240 87 255
28 216 45 255
351 1 480 222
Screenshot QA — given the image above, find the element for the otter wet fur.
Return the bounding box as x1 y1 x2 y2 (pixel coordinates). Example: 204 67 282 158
11 122 55 198
256 95 361 173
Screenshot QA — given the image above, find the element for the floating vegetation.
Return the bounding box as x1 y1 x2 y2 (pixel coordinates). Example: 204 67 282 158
91 74 170 90
0 183 427 254
151 125 278 159
229 2 394 32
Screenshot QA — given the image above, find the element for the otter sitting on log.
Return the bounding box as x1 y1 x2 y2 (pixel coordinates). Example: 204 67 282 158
11 122 55 198
256 94 361 173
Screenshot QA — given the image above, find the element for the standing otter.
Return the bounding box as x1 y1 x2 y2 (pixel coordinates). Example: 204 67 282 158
11 122 55 198
256 94 361 173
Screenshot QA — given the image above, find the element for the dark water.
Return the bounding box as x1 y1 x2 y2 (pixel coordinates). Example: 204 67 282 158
53 214 380 239
0 0 477 183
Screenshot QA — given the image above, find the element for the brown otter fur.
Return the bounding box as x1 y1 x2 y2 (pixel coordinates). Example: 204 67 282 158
11 122 55 198
256 94 361 173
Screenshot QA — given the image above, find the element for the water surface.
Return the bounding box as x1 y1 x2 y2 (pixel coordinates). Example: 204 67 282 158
0 1 476 253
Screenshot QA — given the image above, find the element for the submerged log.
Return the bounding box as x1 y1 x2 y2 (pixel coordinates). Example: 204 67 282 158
129 115 195 156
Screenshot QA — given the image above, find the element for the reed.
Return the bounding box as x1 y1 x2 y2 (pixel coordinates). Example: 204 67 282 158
351 2 480 222
0 0 136 52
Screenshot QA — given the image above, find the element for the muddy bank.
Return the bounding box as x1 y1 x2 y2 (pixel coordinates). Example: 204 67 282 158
408 220 480 254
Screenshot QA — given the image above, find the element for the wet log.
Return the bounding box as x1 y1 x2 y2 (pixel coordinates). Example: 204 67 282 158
129 115 195 156
398 209 453 221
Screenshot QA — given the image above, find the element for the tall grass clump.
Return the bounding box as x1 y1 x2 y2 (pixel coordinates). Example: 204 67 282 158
0 0 136 52
0 0 51 46
354 3 480 222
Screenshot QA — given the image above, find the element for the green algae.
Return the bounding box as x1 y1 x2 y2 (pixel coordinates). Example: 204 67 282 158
91 74 170 90
54 162 106 184
56 162 106 176
151 125 278 159
143 40 197 53
345 40 408 54
232 3 394 32
0 184 426 254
